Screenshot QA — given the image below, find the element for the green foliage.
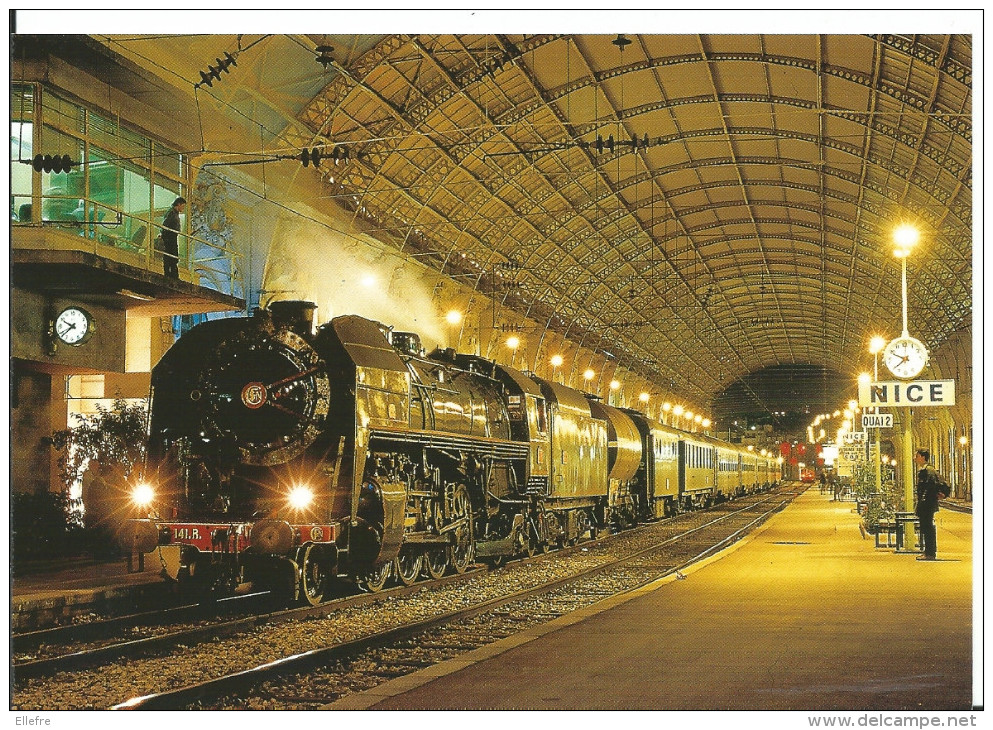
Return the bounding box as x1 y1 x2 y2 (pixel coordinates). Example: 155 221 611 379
11 489 83 561
853 456 903 531
16 398 150 562
50 397 148 491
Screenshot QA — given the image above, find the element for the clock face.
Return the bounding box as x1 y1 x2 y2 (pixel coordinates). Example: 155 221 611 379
883 336 928 379
54 307 93 346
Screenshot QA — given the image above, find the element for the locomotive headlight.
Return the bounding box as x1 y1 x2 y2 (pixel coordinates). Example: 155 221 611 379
288 485 315 510
131 482 155 507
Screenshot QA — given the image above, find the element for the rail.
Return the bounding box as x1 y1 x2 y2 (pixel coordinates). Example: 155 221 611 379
108 489 794 710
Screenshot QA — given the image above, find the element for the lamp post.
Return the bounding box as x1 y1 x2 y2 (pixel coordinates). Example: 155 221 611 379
893 225 919 547
958 435 969 500
869 335 887 496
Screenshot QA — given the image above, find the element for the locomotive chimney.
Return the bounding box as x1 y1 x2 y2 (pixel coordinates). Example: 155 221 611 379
267 300 318 337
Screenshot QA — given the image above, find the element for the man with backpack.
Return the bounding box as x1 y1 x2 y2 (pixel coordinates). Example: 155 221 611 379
914 448 950 561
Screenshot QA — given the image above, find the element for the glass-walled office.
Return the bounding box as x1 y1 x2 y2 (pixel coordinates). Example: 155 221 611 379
11 83 187 257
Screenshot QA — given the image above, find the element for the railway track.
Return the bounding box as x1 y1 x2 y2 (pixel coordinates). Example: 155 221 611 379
938 499 972 514
13 495 758 679
11 567 486 681
110 487 798 710
12 591 281 678
11 486 800 710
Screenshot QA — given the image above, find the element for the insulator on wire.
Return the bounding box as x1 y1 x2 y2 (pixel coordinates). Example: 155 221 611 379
196 50 237 89
31 153 75 173
300 147 321 167
593 134 616 154
301 146 349 167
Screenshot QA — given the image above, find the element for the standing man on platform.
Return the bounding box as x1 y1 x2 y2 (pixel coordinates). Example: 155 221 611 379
914 448 949 561
160 196 186 278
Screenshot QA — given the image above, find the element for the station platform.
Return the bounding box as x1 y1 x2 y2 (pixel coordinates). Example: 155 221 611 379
329 487 976 711
11 553 168 631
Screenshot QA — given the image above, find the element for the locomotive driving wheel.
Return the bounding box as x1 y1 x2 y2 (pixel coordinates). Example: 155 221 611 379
357 561 391 593
448 484 475 574
423 499 448 579
297 543 333 606
525 509 548 557
393 550 423 586
424 549 448 579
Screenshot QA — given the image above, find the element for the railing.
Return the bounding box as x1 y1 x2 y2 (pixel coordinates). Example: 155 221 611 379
11 193 244 299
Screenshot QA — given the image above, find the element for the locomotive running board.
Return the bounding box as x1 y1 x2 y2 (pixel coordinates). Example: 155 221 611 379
368 429 528 460
399 532 450 545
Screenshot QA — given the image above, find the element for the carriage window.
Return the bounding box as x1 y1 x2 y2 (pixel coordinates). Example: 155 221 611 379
533 397 547 435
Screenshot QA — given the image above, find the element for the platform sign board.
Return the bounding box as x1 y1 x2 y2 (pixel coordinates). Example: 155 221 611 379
863 413 893 428
840 445 863 461
858 380 955 408
844 431 865 443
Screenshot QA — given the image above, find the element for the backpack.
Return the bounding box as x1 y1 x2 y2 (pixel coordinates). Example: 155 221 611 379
937 475 951 499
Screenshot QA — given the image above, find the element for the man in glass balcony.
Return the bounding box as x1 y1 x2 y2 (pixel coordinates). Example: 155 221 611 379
160 196 186 278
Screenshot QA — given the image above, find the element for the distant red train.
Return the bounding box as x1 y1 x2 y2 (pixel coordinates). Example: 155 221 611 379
800 468 816 483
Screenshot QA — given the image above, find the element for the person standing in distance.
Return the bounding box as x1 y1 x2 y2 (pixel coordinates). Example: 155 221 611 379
160 196 186 278
914 448 948 561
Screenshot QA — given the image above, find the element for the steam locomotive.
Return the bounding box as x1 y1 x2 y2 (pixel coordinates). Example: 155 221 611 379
122 301 778 604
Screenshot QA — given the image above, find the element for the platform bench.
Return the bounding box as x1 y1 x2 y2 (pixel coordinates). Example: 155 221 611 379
874 520 897 548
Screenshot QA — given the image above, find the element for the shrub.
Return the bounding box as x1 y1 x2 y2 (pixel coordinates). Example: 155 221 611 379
10 489 82 562
22 397 151 561
50 397 148 493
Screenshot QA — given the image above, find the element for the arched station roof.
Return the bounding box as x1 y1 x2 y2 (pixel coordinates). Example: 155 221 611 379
42 26 973 422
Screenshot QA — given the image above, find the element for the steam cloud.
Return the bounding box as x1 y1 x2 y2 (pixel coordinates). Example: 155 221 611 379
262 214 446 348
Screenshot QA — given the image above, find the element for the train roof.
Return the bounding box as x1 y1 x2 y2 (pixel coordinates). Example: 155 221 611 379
620 408 693 441
532 377 593 416
491 363 544 398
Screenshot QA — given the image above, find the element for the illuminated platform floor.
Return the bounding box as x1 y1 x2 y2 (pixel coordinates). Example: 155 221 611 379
11 555 166 630
329 488 975 711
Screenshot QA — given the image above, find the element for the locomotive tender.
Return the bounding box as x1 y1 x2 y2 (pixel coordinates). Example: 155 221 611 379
123 301 777 604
